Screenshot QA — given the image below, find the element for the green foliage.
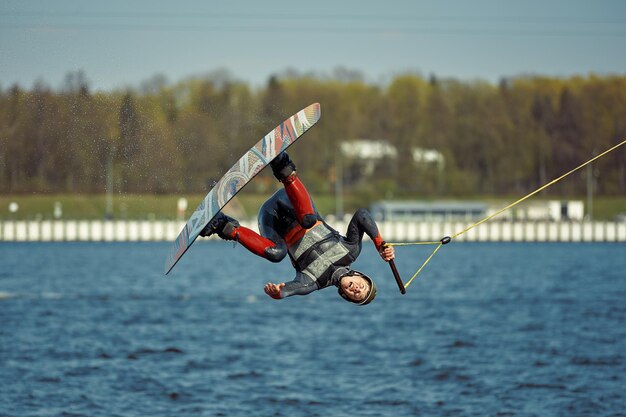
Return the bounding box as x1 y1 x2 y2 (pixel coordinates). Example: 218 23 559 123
1 72 625 200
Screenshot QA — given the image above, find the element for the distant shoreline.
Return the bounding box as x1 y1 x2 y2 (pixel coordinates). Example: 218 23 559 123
1 219 625 243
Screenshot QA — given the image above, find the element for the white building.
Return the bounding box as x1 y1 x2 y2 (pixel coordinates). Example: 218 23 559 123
502 200 584 221
371 201 487 222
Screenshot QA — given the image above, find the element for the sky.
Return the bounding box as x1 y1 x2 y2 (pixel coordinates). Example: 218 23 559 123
1 0 626 91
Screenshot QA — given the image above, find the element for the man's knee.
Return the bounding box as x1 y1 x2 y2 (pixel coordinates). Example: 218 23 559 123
264 245 288 263
300 213 317 229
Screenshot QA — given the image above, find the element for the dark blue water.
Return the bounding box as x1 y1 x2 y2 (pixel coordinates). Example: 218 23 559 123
1 242 625 417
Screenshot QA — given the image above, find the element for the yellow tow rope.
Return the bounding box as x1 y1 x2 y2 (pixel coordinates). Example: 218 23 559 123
386 139 626 290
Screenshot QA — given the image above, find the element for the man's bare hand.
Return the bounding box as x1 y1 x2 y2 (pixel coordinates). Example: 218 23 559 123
264 282 285 300
379 245 395 262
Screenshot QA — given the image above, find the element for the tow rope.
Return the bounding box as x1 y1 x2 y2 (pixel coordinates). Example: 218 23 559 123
385 139 626 291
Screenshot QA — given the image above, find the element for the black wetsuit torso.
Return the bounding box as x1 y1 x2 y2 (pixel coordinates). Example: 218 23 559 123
258 189 380 297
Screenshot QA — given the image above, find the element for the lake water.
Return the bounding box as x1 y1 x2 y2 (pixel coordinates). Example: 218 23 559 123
1 241 625 417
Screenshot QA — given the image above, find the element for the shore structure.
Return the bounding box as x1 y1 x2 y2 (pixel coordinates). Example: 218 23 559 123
1 219 625 243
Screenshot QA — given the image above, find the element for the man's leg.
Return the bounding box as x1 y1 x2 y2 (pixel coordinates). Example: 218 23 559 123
270 152 317 229
200 213 286 262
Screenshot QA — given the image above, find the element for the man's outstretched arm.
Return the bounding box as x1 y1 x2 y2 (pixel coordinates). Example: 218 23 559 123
263 273 318 300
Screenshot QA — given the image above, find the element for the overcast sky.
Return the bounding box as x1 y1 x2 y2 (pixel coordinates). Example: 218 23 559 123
1 0 625 91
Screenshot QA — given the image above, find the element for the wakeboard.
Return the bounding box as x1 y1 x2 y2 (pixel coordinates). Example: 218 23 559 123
164 103 321 274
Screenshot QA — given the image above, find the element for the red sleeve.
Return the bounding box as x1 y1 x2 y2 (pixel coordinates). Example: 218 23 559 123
234 226 278 259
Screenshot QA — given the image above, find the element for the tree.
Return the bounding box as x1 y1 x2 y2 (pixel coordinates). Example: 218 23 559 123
387 75 427 193
117 92 141 191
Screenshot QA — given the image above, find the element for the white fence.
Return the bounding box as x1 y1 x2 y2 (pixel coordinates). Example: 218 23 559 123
1 220 625 242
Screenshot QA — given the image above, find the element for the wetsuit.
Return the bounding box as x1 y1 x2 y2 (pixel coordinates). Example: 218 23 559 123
223 174 385 298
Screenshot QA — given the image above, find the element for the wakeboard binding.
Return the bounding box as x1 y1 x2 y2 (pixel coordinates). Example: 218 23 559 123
200 212 240 240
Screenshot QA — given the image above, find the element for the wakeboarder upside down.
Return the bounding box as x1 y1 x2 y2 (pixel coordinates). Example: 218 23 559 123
201 152 394 305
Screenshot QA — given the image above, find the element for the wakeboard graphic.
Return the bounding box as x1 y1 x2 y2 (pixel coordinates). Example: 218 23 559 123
164 103 321 274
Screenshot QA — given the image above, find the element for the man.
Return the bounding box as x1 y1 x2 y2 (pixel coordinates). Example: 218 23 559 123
201 152 394 305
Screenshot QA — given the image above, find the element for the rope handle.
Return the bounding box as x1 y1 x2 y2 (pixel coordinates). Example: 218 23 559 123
382 241 406 294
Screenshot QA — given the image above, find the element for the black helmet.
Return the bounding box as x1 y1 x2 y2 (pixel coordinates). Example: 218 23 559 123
338 270 377 306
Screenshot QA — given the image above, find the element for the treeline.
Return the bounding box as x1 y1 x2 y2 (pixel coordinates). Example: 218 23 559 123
1 71 625 198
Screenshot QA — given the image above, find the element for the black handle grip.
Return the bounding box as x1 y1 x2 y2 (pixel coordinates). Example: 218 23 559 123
381 241 405 294
389 259 406 294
